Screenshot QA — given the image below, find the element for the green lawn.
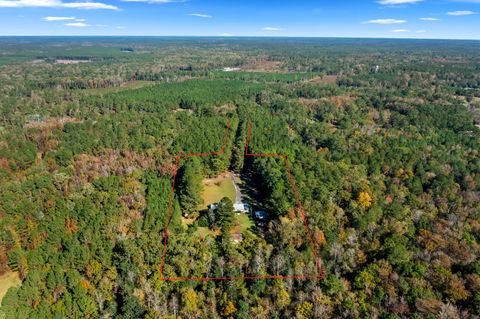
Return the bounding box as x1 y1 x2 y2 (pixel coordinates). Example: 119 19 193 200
196 173 253 239
232 214 254 235
200 175 236 210
194 227 217 238
194 214 253 239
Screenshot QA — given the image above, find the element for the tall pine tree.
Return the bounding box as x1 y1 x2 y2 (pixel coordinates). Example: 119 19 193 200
177 157 203 216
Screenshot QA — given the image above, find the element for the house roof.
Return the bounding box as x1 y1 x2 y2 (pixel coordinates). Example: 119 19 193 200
210 202 251 212
233 203 250 211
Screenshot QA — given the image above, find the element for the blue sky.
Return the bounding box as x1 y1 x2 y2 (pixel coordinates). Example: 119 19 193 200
0 0 479 39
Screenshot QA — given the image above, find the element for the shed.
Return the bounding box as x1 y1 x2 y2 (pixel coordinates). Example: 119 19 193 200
254 211 268 220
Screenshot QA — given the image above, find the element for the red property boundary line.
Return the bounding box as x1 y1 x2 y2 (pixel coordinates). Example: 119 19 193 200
245 121 324 279
159 118 324 281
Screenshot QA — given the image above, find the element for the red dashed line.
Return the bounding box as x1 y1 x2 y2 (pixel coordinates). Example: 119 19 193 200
159 118 324 281
245 121 324 278
160 275 323 282
159 119 231 279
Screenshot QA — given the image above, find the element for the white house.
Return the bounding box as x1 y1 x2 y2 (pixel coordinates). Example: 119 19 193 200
234 203 251 214
209 202 251 214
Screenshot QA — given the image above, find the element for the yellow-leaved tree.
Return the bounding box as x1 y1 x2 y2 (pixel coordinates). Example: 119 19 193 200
357 191 372 209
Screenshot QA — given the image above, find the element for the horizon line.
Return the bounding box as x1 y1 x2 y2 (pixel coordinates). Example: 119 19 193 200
0 35 479 41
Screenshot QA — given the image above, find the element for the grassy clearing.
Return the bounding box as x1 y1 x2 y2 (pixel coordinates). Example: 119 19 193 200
82 80 156 95
200 174 236 210
194 214 253 239
212 71 320 83
232 214 253 234
0 56 31 66
194 227 218 238
0 272 20 308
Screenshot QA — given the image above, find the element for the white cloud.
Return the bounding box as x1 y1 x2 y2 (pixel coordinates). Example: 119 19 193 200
45 16 87 21
44 16 76 21
420 17 440 21
378 0 422 4
0 0 118 10
392 29 408 32
219 33 233 36
263 27 281 31
447 10 477 15
365 19 407 24
65 22 90 27
416 29 427 33
62 2 118 9
188 13 212 18
116 26 125 29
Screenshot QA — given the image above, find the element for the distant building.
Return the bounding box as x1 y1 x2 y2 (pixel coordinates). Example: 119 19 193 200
223 67 241 72
254 211 268 221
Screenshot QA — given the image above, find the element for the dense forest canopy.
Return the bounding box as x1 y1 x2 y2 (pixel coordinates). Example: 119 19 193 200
0 37 479 318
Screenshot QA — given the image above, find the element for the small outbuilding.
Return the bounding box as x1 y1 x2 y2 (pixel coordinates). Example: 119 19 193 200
254 211 268 221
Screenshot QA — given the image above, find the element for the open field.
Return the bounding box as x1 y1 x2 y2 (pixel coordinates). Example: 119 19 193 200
194 226 217 238
200 174 236 209
82 81 156 95
232 214 254 234
308 75 338 84
194 214 253 239
0 272 20 308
